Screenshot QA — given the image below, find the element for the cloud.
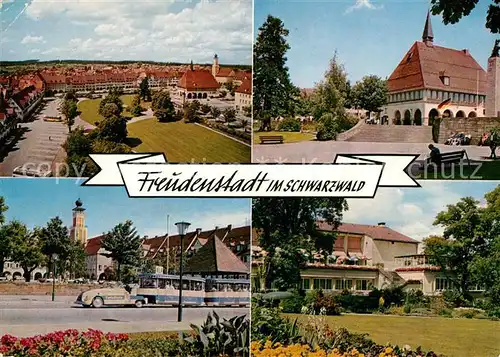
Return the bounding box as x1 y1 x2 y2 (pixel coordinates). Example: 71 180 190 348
21 35 44 44
343 182 469 242
22 0 252 63
345 0 383 14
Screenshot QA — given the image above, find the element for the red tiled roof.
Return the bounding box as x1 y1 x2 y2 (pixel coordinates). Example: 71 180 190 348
388 41 486 94
317 222 418 244
235 78 251 94
178 69 220 91
233 70 250 81
184 235 249 274
85 236 104 255
216 68 233 77
304 263 379 271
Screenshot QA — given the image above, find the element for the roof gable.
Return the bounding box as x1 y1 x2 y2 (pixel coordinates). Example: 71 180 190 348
179 69 220 91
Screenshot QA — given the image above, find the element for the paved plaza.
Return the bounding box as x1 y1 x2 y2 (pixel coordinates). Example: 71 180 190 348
253 141 492 164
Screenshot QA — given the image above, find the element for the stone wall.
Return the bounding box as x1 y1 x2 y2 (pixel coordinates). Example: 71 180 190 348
438 117 500 144
0 282 115 295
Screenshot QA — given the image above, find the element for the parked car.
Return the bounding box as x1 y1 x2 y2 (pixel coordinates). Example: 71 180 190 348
12 166 52 178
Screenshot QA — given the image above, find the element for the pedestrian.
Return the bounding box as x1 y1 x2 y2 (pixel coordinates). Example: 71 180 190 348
49 136 52 141
428 143 441 169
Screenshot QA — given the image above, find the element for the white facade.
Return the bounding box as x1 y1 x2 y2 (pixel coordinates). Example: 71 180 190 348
85 248 113 280
234 91 251 112
2 262 47 281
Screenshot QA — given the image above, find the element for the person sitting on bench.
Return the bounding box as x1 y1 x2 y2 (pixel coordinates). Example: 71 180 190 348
428 144 441 168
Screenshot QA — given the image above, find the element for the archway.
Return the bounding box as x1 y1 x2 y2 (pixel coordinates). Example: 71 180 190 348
443 109 453 118
428 109 439 126
403 110 411 125
187 93 192 99
98 273 107 281
34 272 42 281
12 272 22 280
456 110 465 118
203 93 207 99
414 109 422 125
2 271 11 280
468 111 477 118
198 93 203 99
394 110 401 125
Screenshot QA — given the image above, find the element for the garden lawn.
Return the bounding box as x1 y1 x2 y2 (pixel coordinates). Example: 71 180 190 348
127 119 251 163
416 160 500 180
286 314 500 357
253 131 315 144
78 95 152 125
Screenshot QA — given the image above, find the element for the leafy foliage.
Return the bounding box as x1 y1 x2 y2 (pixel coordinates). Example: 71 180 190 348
152 91 176 122
351 75 388 114
316 113 339 141
101 220 142 281
9 225 45 282
98 93 123 117
277 117 301 132
139 77 151 101
97 115 128 143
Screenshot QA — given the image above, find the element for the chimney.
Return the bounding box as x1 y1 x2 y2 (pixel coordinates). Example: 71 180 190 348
462 49 470 56
215 226 219 230
196 228 202 235
377 222 386 227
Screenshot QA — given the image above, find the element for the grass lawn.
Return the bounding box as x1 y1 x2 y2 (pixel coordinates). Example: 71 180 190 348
253 131 315 144
78 95 152 125
286 314 500 357
127 118 251 163
416 160 500 180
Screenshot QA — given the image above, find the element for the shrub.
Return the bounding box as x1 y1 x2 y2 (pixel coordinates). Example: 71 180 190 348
311 290 340 316
277 117 301 132
403 304 412 314
316 113 338 141
251 305 301 344
280 291 305 313
452 307 484 319
335 292 378 313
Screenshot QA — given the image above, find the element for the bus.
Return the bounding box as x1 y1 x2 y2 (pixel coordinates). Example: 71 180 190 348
204 278 250 307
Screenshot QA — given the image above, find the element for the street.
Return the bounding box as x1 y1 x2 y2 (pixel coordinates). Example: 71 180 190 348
0 297 248 337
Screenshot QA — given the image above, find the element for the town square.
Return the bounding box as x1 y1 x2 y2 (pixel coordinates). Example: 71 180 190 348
253 0 500 179
0 0 252 178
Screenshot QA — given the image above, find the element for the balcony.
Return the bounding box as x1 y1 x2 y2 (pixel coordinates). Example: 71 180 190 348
394 254 440 271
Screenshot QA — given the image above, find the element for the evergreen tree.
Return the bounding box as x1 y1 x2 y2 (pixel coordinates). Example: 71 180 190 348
139 77 151 101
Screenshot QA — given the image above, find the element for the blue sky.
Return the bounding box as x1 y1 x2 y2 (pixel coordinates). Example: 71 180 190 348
0 179 251 239
1 0 252 64
344 181 499 242
255 0 497 87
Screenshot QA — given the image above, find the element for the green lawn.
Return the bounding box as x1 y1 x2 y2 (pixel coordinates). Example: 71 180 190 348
286 314 500 357
127 118 251 163
416 160 500 180
253 131 315 144
78 95 152 125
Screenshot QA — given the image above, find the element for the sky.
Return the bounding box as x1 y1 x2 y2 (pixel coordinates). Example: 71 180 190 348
255 0 498 87
0 0 252 64
343 181 499 243
0 178 251 239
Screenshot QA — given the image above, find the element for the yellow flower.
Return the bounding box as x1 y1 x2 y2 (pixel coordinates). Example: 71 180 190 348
385 347 393 354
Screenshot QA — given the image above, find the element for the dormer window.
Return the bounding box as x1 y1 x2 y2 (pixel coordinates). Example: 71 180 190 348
406 52 413 63
442 76 450 86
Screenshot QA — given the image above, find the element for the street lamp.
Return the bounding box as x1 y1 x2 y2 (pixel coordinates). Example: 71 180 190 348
51 253 59 302
175 221 191 322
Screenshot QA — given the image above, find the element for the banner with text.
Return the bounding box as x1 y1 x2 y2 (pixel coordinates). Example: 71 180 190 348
83 153 420 198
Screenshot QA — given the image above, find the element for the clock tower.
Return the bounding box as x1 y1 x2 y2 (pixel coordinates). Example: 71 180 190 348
69 198 88 245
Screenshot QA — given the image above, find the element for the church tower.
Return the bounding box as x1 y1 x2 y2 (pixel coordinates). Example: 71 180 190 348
486 40 500 117
422 10 434 47
212 54 219 77
69 198 88 246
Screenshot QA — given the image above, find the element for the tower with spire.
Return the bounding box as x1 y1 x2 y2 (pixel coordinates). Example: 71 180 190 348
69 198 88 245
422 10 434 47
486 40 500 117
212 53 220 77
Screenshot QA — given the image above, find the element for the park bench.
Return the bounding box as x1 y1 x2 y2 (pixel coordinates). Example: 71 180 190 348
259 135 284 144
424 149 470 169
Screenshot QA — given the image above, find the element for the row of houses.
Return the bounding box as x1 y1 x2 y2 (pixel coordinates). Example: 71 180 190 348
252 221 465 296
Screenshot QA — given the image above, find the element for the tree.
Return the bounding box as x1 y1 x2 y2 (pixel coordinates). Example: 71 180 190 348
223 107 237 122
252 198 348 289
39 217 71 277
64 90 77 102
101 103 121 119
210 106 221 119
424 195 497 303
352 75 388 117
97 115 128 143
99 94 123 117
151 91 176 122
201 104 211 115
61 99 78 133
101 220 142 282
10 226 45 282
191 100 201 113
183 102 200 123
254 15 297 130
430 0 500 33
139 77 151 101
91 139 132 154
310 53 349 123
242 105 252 118
0 196 8 226
316 113 339 141
0 220 22 276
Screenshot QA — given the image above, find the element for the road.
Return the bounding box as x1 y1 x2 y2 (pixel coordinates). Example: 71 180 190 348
0 297 248 337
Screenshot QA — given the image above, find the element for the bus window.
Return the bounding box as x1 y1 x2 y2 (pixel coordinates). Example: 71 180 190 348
140 278 156 288
158 279 167 289
172 280 180 289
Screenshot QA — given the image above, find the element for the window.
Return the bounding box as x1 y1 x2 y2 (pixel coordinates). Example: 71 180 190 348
98 265 102 271
302 278 310 290
435 277 452 291
335 279 353 290
459 93 464 102
313 278 332 290
355 280 372 291
442 76 450 86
